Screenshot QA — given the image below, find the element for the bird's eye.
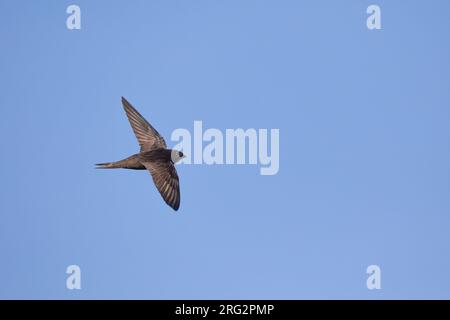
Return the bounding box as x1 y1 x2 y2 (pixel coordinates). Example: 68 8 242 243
178 152 183 157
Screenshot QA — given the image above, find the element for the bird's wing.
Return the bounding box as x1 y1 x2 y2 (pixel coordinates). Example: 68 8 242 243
142 160 180 211
121 97 167 151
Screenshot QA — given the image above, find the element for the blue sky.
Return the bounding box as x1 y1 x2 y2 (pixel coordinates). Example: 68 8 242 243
1 0 450 299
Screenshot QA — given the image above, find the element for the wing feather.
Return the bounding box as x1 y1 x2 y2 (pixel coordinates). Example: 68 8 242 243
121 97 167 151
142 160 180 211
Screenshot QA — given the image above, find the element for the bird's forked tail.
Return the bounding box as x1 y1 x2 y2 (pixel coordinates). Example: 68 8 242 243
95 162 117 169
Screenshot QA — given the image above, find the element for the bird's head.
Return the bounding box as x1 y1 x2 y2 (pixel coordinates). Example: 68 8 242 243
171 150 186 163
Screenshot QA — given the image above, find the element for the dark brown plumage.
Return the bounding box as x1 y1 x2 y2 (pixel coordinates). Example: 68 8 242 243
96 97 183 211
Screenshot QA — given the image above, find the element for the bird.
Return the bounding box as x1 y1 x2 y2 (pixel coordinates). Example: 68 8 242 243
96 97 184 211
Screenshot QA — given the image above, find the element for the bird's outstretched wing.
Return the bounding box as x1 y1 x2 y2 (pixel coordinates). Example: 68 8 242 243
121 97 167 151
142 160 180 211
